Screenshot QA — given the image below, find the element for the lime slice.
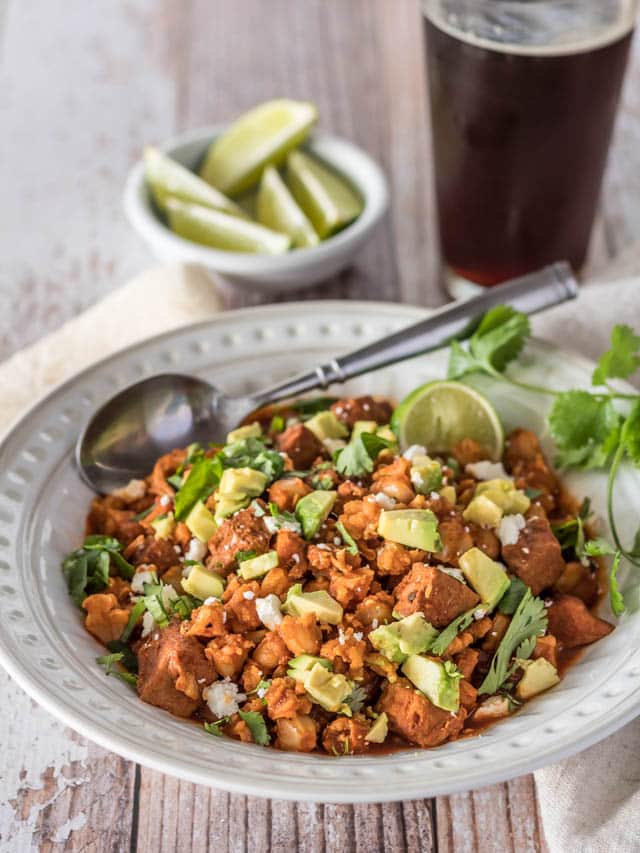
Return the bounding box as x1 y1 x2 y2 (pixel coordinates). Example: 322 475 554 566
166 198 291 255
256 166 319 249
286 149 363 239
390 380 504 460
199 99 318 196
144 146 246 218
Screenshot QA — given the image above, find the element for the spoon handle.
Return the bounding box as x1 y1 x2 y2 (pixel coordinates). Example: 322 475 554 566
250 262 578 408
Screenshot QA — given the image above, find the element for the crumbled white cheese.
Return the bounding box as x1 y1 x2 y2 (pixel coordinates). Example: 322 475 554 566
371 618 379 629
131 570 157 595
141 611 156 638
465 461 512 481
112 478 147 502
403 444 427 462
430 491 441 500
353 631 364 641
437 566 466 584
203 679 247 717
204 596 219 605
522 546 530 555
373 492 396 509
264 516 279 534
291 553 300 564
186 538 207 562
160 494 171 507
334 537 342 546
264 515 302 535
316 543 331 551
242 590 255 601
255 594 283 630
474 607 488 621
173 545 181 554
256 686 268 699
338 628 346 646
497 513 526 546
161 584 179 609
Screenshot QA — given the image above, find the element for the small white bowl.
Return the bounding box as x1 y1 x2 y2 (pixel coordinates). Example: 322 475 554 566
123 126 389 291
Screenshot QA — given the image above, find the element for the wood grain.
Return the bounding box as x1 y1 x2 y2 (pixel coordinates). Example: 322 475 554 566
0 0 639 850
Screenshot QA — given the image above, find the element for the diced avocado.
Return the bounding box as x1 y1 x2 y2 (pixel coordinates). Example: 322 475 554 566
226 422 262 444
305 411 348 441
515 657 560 700
284 582 343 625
185 500 218 542
369 613 438 663
295 490 337 539
239 550 279 580
304 661 352 712
365 712 389 743
410 455 443 495
462 494 503 528
182 564 225 600
287 654 332 682
439 485 456 504
376 425 396 444
151 512 175 540
215 467 269 520
459 547 510 609
401 655 462 712
476 479 530 515
351 420 377 440
377 509 441 552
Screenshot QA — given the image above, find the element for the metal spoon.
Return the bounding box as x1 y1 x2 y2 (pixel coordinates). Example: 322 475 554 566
77 262 577 493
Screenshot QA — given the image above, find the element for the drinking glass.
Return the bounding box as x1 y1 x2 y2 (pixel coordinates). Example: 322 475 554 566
422 0 637 296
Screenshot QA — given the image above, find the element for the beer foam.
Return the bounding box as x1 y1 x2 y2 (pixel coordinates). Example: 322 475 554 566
422 0 636 57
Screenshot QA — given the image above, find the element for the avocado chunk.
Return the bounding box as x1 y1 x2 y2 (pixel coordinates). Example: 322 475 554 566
515 657 560 700
462 494 503 528
305 411 348 441
401 655 462 712
439 485 456 504
182 564 225 600
377 509 441 552
295 490 337 539
365 712 389 744
226 422 262 444
351 420 378 440
151 512 176 540
287 654 332 682
215 467 268 520
283 583 343 625
376 425 396 444
369 613 438 663
185 500 218 542
238 550 279 580
459 547 510 610
476 479 530 515
304 661 352 712
409 454 443 495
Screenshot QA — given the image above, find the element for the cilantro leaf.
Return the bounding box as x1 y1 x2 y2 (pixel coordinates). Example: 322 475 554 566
344 685 368 714
582 538 616 557
470 306 531 372
335 432 392 478
430 608 475 656
335 520 358 556
119 599 147 643
609 551 626 616
62 532 136 606
447 339 482 379
592 324 640 386
621 400 640 467
498 577 528 615
238 711 270 746
96 652 137 685
291 397 337 417
548 391 621 469
479 589 547 695
221 437 284 482
204 718 229 737
174 456 222 520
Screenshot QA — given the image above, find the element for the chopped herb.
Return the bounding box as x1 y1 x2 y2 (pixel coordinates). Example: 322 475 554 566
309 473 335 490
221 437 284 483
498 577 529 615
344 685 368 714
167 474 183 490
236 550 258 564
142 582 170 627
445 456 460 478
524 487 543 500
335 520 358 556
270 414 285 433
268 502 300 530
238 711 270 745
96 652 137 685
430 609 475 656
171 594 200 620
479 589 547 695
291 396 337 417
119 599 147 643
204 718 229 737
609 551 626 616
174 456 222 520
105 639 138 672
62 533 135 606
335 433 393 478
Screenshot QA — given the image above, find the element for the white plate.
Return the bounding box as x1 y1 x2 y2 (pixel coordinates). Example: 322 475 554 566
0 300 638 803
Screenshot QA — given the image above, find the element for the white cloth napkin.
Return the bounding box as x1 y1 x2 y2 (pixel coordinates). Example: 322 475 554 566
1 258 639 852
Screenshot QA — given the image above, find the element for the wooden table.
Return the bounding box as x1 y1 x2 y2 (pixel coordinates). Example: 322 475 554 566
1 2 639 850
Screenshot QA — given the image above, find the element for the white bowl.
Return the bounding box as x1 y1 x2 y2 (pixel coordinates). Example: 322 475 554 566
0 300 639 802
123 127 389 291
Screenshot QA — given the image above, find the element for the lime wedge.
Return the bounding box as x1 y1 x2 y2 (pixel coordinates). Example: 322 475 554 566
199 99 318 196
390 381 504 460
257 166 319 249
166 198 291 255
144 147 246 218
286 149 363 239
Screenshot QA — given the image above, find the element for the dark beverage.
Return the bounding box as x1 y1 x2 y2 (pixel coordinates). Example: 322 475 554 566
424 9 634 286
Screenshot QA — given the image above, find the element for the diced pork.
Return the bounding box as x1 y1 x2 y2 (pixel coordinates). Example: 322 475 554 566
207 509 271 575
393 564 480 627
276 424 325 469
502 516 565 595
546 595 614 648
377 679 465 748
331 396 393 427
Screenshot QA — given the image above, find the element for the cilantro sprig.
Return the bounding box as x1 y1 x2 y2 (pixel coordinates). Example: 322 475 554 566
62 535 135 606
335 432 393 478
447 310 640 591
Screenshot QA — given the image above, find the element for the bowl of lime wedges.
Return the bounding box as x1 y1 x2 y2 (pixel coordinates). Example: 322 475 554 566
124 100 389 290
